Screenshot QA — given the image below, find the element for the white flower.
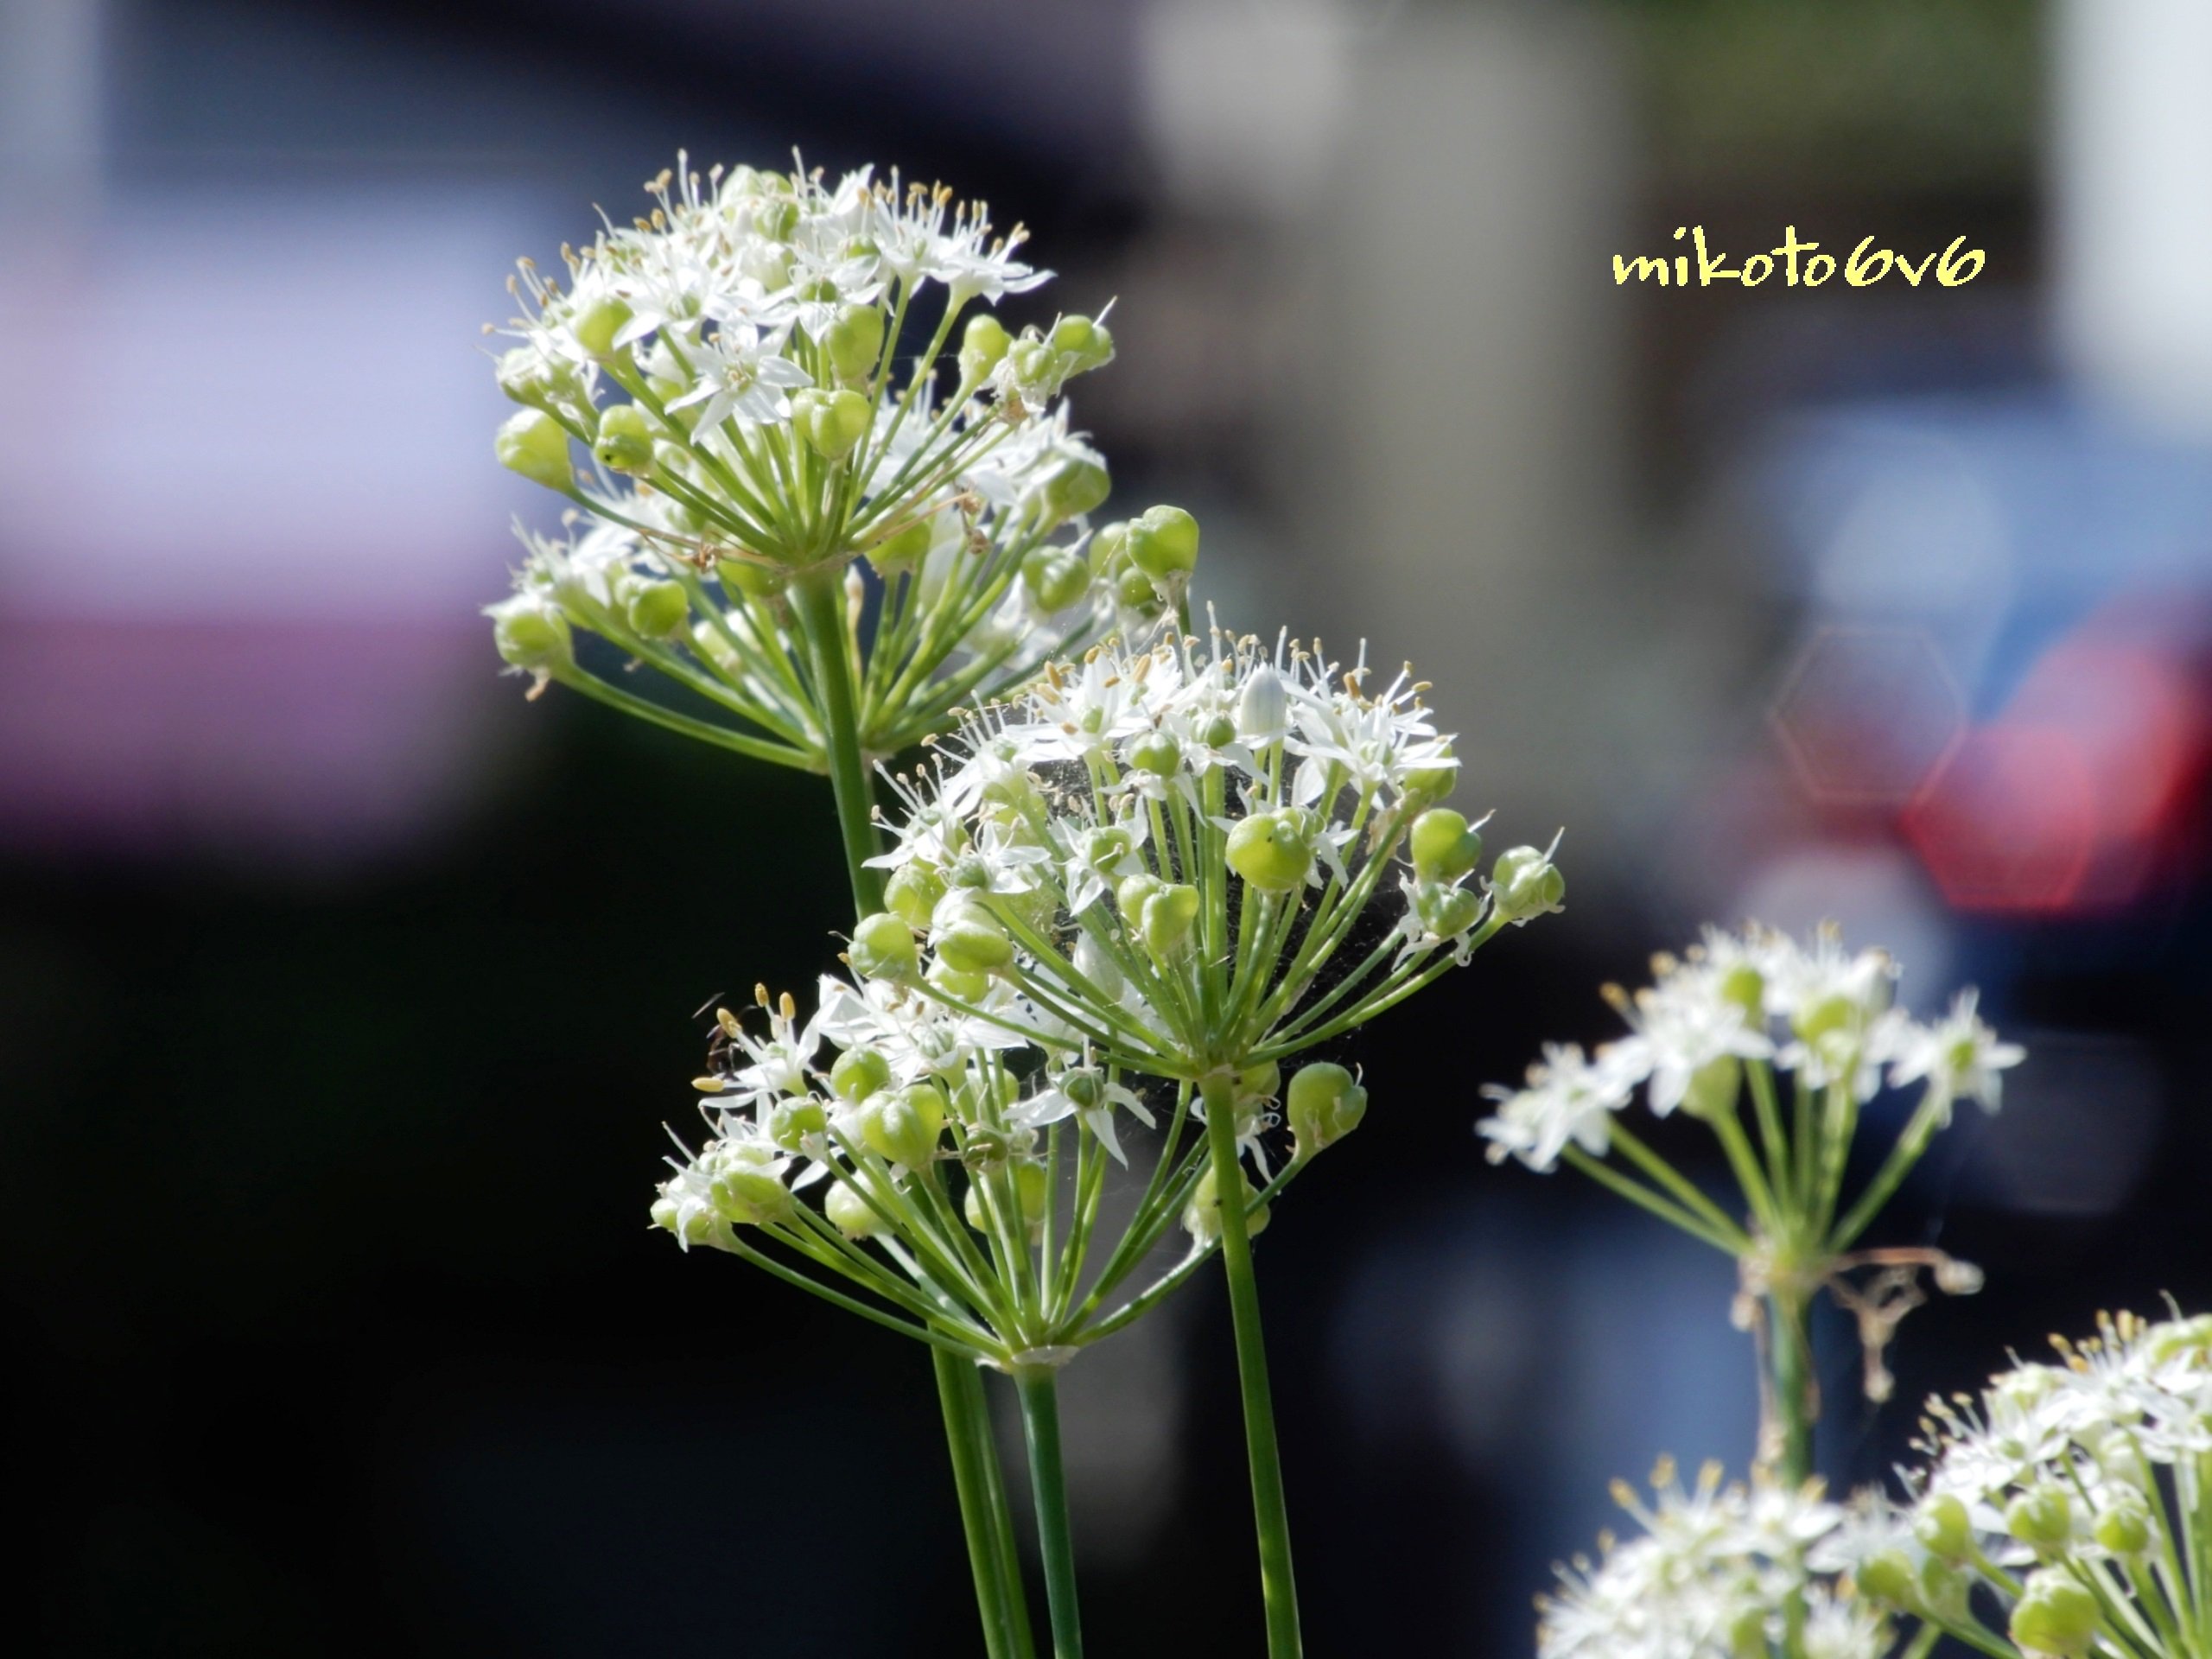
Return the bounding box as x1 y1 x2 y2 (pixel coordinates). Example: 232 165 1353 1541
1611 961 1775 1118
1478 1042 1642 1171
664 321 814 429
1883 989 2024 1116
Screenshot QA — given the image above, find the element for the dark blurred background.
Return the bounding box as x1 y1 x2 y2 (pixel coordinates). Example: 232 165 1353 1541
5 0 2211 1652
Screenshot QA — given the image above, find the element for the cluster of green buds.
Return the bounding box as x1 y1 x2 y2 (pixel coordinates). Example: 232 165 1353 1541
650 974 1362 1368
485 156 1162 766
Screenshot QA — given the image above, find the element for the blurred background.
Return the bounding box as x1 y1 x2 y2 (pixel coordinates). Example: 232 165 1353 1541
5 0 2210 1651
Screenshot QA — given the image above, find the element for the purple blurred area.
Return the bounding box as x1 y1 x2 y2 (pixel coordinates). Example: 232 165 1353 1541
6 2 2212 1656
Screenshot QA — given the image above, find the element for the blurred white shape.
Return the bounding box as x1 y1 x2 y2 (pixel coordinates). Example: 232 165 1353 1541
0 187 532 620
2055 0 2212 437
1727 843 1956 1009
1139 0 1357 219
1961 1031 2160 1217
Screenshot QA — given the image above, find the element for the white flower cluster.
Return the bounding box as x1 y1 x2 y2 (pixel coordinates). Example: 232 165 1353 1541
1479 925 2022 1174
486 156 1173 761
1541 1463 1891 1659
855 625 1560 1089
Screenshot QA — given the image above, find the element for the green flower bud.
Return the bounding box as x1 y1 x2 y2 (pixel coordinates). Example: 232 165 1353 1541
1022 547 1090 613
1410 808 1484 883
652 1194 723 1248
1287 1062 1368 1160
824 302 886 384
1183 1163 1270 1243
2094 1496 2152 1556
798 385 873 461
2010 1570 2100 1656
965 1160 1050 1239
849 912 921 982
825 1179 893 1238
495 409 574 491
830 1045 894 1103
1915 1493 1974 1564
766 1096 826 1152
590 402 657 474
868 516 936 575
1050 314 1116 371
927 957 992 1004
1681 1055 1742 1120
718 556 789 600
1855 1549 1918 1608
1010 338 1056 388
861 1084 947 1171
623 578 690 639
1116 873 1163 922
1401 743 1458 806
886 864 948 931
710 1166 791 1226
1916 1554 1970 1622
1415 882 1483 939
2007 1486 2073 1555
1124 505 1199 580
1140 883 1200 960
1719 963 1765 1026
496 346 572 410
572 296 634 359
1115 565 1161 611
1227 810 1315 893
935 912 1014 976
753 196 798 242
1040 456 1111 524
1090 521 1128 575
1491 843 1566 925
1128 730 1181 775
959 314 1011 385
490 594 574 677
1237 1059 1281 1102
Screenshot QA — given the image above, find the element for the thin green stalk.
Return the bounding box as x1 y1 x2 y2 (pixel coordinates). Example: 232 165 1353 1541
939 1353 1038 1659
1767 1286 1815 1487
791 565 885 913
1014 1367 1085 1659
1199 1072 1302 1659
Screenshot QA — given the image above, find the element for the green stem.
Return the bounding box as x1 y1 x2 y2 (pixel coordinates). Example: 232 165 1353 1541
798 569 1035 1658
1200 1072 1303 1659
791 564 885 914
938 1354 1038 1659
1014 1367 1085 1659
1767 1286 1816 1487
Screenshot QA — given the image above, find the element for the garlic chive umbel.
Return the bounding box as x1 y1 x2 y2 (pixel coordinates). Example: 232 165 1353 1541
486 156 1173 773
1852 1309 2212 1659
1478 925 2022 1486
865 620 1560 1658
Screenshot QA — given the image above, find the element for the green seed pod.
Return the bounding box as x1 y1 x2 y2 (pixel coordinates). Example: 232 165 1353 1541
710 1166 791 1226
849 912 921 982
1039 456 1111 524
1115 565 1161 611
2007 1485 2073 1555
800 386 873 461
1183 1164 1270 1243
1410 808 1484 883
2094 1496 2152 1556
766 1096 827 1153
1050 314 1116 372
592 402 657 474
490 596 574 677
1128 730 1181 775
1237 1060 1281 1102
935 912 1014 976
496 346 569 410
718 556 789 600
623 578 690 639
1022 547 1090 613
868 516 936 575
1915 1493 1974 1564
1415 881 1483 939
1227 810 1315 893
572 296 635 359
1124 505 1199 580
886 864 948 931
1089 520 1128 575
1854 1549 1918 1609
862 1084 948 1171
964 1160 1051 1238
1719 963 1765 1026
825 1179 893 1238
1287 1062 1368 1160
959 314 1011 385
2010 1570 2100 1657
1491 843 1566 925
824 302 886 384
1400 742 1458 806
1010 338 1056 388
1680 1055 1742 1121
830 1045 894 1103
495 409 574 491
926 957 993 1004
752 196 798 242
1116 873 1163 922
1140 884 1200 960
